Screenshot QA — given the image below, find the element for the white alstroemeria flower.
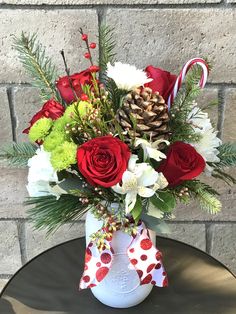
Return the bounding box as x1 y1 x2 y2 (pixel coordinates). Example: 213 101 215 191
27 146 59 197
112 155 168 213
187 106 222 164
106 62 152 91
135 138 169 162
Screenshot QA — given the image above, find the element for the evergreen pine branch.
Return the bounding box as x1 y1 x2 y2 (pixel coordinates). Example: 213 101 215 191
99 24 116 81
25 194 89 234
0 142 37 167
13 32 60 103
169 64 207 143
183 180 221 214
212 142 236 168
106 78 128 112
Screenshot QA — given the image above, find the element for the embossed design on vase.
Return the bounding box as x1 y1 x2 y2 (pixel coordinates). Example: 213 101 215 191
85 209 156 308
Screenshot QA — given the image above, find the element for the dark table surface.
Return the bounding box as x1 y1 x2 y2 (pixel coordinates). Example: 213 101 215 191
0 236 235 314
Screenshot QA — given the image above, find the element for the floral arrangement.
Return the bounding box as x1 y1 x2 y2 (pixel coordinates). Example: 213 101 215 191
1 27 236 291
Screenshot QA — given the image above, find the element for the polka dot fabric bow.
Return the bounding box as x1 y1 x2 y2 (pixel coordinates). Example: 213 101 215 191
80 223 168 289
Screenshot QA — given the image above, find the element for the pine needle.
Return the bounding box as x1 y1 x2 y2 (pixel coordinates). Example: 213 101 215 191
25 194 89 234
215 142 236 168
13 32 61 103
0 142 37 167
184 180 222 214
99 24 116 81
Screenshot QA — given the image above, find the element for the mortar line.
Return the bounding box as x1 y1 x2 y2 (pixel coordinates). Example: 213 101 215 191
0 2 235 10
6 87 17 142
205 223 214 253
217 86 226 139
16 221 27 265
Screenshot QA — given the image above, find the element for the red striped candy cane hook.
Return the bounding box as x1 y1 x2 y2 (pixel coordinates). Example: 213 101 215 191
167 58 209 110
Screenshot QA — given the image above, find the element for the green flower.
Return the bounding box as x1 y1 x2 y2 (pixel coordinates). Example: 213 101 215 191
43 130 67 152
53 116 67 131
78 101 93 118
50 141 77 171
28 118 53 142
64 103 78 122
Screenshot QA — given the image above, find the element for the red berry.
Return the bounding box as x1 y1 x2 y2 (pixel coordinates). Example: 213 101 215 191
89 65 100 72
89 42 96 49
82 34 88 41
84 52 91 59
81 94 89 101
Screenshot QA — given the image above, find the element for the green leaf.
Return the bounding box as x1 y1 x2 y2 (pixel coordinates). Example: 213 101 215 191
0 142 37 167
141 213 170 234
150 191 176 213
131 196 142 223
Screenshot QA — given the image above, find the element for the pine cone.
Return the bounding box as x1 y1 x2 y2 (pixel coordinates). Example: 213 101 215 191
116 87 169 141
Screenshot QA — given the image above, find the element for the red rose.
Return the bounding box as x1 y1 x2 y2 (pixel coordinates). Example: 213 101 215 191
157 141 205 186
23 99 65 134
56 68 98 104
145 66 177 102
77 136 130 188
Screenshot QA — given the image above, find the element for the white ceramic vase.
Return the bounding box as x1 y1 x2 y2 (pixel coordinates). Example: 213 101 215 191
85 209 156 308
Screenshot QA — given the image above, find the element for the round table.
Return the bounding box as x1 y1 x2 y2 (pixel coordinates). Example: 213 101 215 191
0 237 235 314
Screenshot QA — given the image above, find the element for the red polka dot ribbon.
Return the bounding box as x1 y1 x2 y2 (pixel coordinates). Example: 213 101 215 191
79 223 168 289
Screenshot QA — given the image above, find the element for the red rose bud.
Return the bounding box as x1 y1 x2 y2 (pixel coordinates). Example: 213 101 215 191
157 141 206 186
89 42 96 49
145 66 177 103
82 34 88 41
84 52 91 59
77 136 130 188
89 65 100 73
56 70 94 104
23 99 65 134
80 94 89 101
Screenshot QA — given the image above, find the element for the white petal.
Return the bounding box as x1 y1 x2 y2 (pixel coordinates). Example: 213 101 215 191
112 183 126 195
154 173 169 190
137 165 159 187
138 186 155 198
146 146 166 162
125 191 138 213
122 171 138 191
151 139 170 148
106 62 152 91
128 154 139 172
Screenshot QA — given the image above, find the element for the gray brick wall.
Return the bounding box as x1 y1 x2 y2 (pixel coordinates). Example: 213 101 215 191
0 0 235 292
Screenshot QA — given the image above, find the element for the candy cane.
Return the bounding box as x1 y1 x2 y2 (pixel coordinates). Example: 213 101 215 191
167 58 209 110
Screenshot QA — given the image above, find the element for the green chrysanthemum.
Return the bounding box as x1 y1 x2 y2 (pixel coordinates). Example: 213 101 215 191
43 130 67 152
50 141 77 171
53 116 67 131
28 118 53 142
64 103 78 122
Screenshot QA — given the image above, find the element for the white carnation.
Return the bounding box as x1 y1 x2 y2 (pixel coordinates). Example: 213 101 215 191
106 62 152 91
187 107 222 163
27 146 58 197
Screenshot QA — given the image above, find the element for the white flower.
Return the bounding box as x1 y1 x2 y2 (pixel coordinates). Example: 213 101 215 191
112 155 168 213
27 146 59 197
135 138 169 162
106 62 152 91
187 107 222 163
